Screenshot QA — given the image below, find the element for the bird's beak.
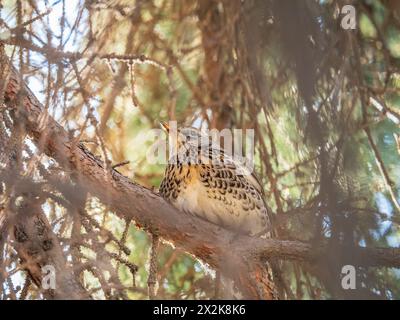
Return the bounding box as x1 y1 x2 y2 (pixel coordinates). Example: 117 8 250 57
160 121 169 132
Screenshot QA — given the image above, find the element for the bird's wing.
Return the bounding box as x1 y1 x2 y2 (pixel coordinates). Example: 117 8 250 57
203 145 265 194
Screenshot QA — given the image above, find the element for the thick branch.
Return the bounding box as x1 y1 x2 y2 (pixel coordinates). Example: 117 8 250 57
2 53 400 299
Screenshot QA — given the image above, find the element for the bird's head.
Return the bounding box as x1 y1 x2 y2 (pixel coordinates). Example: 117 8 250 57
161 122 207 147
160 122 209 163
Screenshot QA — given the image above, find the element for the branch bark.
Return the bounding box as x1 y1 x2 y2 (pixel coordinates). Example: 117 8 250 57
11 198 90 299
2 50 400 299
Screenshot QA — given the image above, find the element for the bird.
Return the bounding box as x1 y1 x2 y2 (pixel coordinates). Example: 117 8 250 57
159 122 277 299
159 122 271 237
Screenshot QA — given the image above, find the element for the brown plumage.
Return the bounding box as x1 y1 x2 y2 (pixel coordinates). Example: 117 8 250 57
159 124 270 236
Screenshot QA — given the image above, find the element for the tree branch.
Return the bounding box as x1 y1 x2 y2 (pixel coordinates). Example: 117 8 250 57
2 50 400 299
